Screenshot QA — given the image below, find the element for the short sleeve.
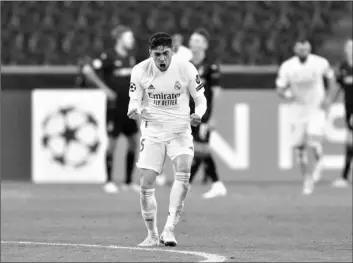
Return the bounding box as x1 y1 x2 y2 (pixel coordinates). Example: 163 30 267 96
322 59 335 79
276 63 289 89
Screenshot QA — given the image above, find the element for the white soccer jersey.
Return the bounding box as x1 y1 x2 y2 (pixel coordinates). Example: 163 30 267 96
276 54 334 107
129 57 205 141
173 45 193 61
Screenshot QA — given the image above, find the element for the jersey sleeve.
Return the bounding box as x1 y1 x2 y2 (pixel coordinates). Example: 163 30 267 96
210 63 221 87
322 58 335 79
276 63 290 89
186 62 205 98
128 66 144 113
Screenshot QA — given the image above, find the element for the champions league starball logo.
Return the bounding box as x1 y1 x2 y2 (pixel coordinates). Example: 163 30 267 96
130 82 136 92
41 106 101 168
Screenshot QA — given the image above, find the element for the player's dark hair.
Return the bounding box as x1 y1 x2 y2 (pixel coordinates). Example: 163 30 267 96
295 35 311 45
194 28 210 42
149 32 173 50
111 25 131 40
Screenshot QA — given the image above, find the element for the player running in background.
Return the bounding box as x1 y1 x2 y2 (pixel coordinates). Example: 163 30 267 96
172 33 193 61
276 38 337 195
82 25 139 193
188 28 227 199
127 33 207 246
332 39 353 188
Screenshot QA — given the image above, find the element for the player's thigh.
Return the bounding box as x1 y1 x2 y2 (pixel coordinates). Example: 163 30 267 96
122 116 139 137
307 109 326 146
290 120 307 148
167 132 194 173
137 138 166 175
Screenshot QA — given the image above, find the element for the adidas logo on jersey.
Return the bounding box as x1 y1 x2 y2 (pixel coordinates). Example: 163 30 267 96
148 85 155 90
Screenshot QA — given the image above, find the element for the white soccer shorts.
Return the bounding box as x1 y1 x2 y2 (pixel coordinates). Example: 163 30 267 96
289 106 326 147
136 132 194 174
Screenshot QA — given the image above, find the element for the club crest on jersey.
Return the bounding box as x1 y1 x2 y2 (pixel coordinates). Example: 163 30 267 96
174 81 181 90
196 75 201 84
129 82 136 92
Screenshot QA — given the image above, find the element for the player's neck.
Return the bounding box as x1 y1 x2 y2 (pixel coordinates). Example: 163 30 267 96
191 52 205 65
115 44 128 58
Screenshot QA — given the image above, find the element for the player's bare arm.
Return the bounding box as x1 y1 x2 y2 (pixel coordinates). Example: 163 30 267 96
321 61 337 112
82 59 116 100
127 67 144 120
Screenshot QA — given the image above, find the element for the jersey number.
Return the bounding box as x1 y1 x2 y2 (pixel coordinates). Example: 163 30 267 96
140 139 145 152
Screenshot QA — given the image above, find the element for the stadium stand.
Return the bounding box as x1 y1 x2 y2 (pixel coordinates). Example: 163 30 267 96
1 1 352 65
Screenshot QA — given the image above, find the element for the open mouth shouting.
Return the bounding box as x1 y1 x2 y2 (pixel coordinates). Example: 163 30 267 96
159 62 166 70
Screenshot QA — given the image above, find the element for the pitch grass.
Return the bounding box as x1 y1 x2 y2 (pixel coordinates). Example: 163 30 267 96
1 180 352 262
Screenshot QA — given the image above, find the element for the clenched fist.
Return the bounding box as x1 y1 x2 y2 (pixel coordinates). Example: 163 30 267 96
127 108 140 120
190 113 201 127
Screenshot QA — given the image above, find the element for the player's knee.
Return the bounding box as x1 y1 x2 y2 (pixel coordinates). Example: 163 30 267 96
294 146 307 164
173 155 193 173
107 138 117 154
127 135 138 152
308 141 323 159
139 169 157 189
175 164 191 175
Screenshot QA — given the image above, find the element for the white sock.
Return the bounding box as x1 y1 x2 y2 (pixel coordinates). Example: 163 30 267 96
140 188 158 237
165 172 190 231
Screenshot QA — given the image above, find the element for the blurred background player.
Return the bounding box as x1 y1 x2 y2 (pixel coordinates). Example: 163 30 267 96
172 33 192 61
276 38 337 195
81 25 140 193
332 39 353 188
188 28 227 199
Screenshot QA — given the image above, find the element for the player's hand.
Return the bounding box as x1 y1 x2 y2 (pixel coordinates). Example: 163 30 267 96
190 113 202 127
127 108 140 120
199 123 209 140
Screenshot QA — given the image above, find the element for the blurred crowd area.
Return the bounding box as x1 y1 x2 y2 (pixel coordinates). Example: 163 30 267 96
1 1 352 65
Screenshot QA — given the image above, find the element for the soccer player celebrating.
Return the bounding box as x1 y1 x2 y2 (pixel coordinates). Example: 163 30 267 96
332 39 353 188
127 32 207 246
82 25 140 193
188 28 227 199
276 38 337 195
